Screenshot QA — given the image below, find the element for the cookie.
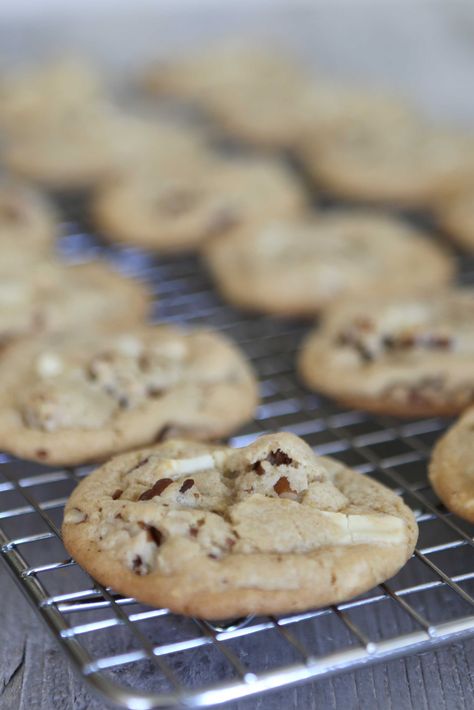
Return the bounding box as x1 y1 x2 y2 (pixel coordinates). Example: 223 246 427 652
436 179 474 252
0 259 150 347
0 58 103 137
429 408 474 522
0 180 59 267
301 112 474 206
203 210 454 316
62 432 417 618
143 43 321 148
298 288 474 417
92 157 306 253
4 105 129 190
0 325 258 465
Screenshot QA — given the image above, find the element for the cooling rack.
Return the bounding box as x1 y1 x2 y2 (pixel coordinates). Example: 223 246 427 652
1 214 474 710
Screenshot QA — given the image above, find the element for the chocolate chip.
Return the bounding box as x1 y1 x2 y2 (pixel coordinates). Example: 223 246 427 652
111 489 123 500
132 555 143 572
385 334 416 349
35 449 48 460
139 478 173 500
179 478 194 494
208 553 218 560
114 512 123 520
383 332 453 353
251 449 293 475
273 476 293 496
146 526 163 546
335 330 374 362
252 461 265 476
267 449 293 466
189 526 199 538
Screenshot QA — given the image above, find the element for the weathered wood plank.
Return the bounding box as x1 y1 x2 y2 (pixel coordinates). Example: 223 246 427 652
2 567 474 710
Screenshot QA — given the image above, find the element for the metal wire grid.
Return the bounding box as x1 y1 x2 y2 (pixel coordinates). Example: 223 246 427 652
1 223 474 709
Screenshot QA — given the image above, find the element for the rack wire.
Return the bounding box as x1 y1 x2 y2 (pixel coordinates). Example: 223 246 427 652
1 213 474 709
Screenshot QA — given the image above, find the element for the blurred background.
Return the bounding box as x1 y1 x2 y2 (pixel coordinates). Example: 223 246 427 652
0 0 474 123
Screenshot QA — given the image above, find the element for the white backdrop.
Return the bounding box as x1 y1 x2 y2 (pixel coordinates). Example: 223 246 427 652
0 1 473 124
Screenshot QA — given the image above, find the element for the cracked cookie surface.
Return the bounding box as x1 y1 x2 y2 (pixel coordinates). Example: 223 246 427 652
62 433 417 618
298 288 474 416
0 325 258 465
430 408 474 523
203 211 454 316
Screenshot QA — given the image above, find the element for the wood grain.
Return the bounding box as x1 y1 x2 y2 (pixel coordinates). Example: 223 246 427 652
1 566 473 710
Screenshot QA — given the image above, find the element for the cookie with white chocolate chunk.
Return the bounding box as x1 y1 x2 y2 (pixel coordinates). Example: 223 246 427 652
62 433 417 618
92 156 306 253
0 259 149 348
203 210 454 316
298 288 474 417
0 326 258 465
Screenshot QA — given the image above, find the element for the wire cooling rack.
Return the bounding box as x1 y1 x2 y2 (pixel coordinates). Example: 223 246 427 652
1 211 474 710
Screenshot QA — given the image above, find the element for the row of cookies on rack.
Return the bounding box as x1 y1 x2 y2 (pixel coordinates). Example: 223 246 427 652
1 50 470 619
0 180 421 621
0 188 422 622
1 50 474 249
0 178 259 465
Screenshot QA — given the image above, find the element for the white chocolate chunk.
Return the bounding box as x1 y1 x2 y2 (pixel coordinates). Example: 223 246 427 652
115 335 143 357
0 281 29 304
36 352 64 378
151 451 228 477
63 507 87 524
319 510 406 544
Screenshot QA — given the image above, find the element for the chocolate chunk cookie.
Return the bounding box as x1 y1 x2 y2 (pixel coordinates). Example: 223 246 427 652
298 288 474 417
62 433 417 618
203 210 454 316
0 259 150 348
0 326 258 465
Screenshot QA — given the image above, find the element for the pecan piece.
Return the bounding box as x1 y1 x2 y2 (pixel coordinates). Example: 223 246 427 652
251 448 293 475
273 476 292 495
179 478 194 494
146 526 163 546
267 449 293 466
139 478 173 501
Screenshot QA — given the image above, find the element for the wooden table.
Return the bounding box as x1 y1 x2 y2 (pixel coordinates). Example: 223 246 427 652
2 566 474 709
